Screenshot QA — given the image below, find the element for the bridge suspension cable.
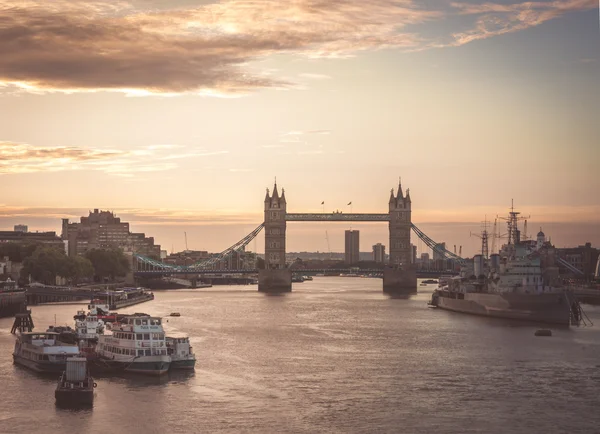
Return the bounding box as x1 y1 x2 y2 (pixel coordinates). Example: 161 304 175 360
555 257 584 276
135 223 265 272
410 224 467 265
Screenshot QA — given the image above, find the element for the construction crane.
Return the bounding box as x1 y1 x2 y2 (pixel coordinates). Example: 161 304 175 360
459 246 462 257
325 231 331 259
184 231 189 252
523 220 528 241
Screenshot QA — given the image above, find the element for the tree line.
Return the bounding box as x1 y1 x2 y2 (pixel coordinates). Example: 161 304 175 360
0 242 130 285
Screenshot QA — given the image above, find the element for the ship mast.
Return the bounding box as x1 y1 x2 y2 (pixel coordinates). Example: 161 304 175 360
470 217 490 259
499 200 529 246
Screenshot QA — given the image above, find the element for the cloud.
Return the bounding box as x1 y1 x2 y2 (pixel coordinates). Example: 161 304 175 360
0 0 594 95
0 0 436 95
0 141 227 175
447 0 596 46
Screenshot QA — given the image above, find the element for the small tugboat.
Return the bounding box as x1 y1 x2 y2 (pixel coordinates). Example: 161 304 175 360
166 336 196 370
55 357 96 407
74 310 105 358
95 314 170 375
13 331 80 373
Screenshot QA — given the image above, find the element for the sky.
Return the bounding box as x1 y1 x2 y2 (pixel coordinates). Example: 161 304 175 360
0 0 599 257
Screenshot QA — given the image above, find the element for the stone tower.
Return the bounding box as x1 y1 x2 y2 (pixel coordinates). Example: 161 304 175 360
263 182 287 269
388 179 412 267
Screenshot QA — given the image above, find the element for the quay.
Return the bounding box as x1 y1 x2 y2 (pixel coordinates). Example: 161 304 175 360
25 285 154 310
573 287 600 306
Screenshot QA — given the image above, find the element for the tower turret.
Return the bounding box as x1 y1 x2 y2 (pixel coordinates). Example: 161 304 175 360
388 178 412 267
263 181 287 269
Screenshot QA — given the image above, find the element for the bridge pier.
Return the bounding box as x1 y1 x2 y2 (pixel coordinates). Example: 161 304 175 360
258 269 292 293
383 267 417 294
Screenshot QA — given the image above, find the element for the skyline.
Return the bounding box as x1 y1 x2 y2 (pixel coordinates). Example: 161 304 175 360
1 0 598 256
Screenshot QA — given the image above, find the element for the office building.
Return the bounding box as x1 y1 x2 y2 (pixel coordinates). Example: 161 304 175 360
345 230 360 264
61 209 161 258
372 243 385 263
13 224 28 233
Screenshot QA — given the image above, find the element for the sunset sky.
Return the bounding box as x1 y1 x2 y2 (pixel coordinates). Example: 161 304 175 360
1 0 598 256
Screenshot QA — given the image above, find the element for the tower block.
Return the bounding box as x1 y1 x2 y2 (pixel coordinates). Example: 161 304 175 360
258 182 292 292
384 180 417 293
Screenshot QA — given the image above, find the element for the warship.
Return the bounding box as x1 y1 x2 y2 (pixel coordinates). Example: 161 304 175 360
429 205 582 326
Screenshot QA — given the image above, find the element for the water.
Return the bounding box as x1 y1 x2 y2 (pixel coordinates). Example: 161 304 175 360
1 278 599 434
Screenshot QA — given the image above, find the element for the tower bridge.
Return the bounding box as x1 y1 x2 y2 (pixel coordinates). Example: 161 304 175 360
133 180 465 293
261 180 414 293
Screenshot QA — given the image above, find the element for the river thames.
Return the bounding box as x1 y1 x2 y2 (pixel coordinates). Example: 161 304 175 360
1 278 599 434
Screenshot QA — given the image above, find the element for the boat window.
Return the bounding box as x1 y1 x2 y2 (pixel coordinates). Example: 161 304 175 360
135 319 141 325
143 333 150 340
138 350 144 356
136 334 143 340
144 349 151 356
141 319 148 325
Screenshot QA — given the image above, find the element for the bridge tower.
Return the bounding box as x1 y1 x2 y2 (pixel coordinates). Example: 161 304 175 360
259 181 292 292
384 179 417 293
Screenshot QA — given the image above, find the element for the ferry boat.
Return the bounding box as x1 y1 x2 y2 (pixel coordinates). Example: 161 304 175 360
95 314 170 375
13 332 80 373
166 336 196 370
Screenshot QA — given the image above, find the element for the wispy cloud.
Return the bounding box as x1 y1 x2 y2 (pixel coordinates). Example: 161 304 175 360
0 206 263 226
0 141 227 176
299 73 333 80
447 0 596 46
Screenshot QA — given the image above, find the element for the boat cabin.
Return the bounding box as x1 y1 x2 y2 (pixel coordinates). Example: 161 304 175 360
20 332 59 346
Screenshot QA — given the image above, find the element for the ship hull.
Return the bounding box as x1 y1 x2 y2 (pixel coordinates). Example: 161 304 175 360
433 292 573 326
95 355 170 375
170 359 196 370
13 354 69 373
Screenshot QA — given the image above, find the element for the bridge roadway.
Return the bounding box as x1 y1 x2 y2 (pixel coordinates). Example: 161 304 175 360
135 269 454 278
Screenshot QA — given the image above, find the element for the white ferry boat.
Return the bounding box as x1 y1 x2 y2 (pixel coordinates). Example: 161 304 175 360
13 332 80 373
166 336 196 370
95 315 170 375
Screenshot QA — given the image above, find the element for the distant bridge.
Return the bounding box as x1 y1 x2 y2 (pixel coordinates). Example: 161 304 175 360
135 268 456 278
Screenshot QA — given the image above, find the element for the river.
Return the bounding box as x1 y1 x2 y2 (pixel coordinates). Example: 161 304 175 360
1 277 599 434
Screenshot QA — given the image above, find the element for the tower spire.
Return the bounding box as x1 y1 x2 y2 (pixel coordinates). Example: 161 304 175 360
397 176 404 199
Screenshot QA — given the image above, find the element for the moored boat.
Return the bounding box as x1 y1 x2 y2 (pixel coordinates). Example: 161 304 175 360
429 206 583 326
166 336 196 370
55 357 96 407
95 314 170 375
13 332 80 373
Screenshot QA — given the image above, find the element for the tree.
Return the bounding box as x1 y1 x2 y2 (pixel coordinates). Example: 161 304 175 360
62 255 94 284
0 242 42 262
21 246 68 285
85 248 130 282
